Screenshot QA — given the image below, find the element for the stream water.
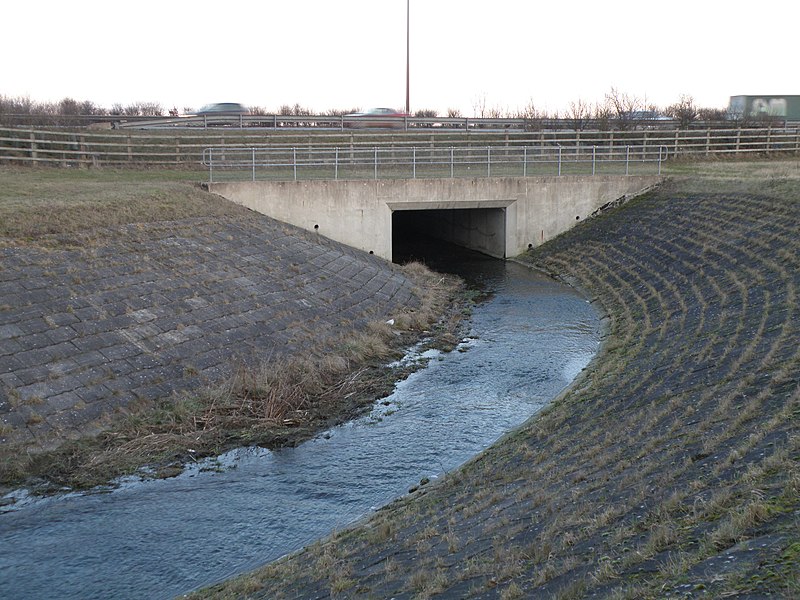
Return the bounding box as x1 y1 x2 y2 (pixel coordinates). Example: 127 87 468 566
0 251 600 600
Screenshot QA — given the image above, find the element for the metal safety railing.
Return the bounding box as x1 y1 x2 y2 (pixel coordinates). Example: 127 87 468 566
202 144 669 182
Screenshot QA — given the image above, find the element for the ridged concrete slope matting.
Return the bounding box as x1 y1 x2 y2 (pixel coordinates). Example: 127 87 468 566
0 215 419 447
226 189 800 599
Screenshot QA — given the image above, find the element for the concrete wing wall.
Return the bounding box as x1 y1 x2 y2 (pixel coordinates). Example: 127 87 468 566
209 176 662 261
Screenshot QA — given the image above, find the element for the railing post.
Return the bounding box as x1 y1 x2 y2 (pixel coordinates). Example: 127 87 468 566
208 149 214 183
626 145 630 175
293 147 297 181
335 147 339 180
523 147 527 177
592 145 596 176
412 147 416 179
374 147 378 180
558 145 562 176
487 147 491 177
252 148 256 181
450 147 454 178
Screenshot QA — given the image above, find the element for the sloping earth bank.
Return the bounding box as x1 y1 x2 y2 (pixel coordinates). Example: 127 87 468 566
194 176 799 599
0 211 462 492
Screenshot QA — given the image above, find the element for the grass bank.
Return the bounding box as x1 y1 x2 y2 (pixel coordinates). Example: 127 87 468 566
192 159 799 599
0 166 230 245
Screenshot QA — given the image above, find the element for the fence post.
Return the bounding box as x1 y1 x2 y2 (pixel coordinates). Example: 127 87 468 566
293 147 297 181
252 148 256 181
642 131 648 161
450 147 454 178
413 147 416 179
208 149 214 183
374 147 378 180
78 135 87 166
28 131 38 163
592 146 596 175
487 147 491 177
626 146 630 175
335 147 339 180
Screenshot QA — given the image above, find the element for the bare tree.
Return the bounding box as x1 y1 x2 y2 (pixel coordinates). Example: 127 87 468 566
138 102 163 117
518 99 547 131
446 108 462 118
80 100 103 116
487 105 506 118
414 109 438 118
605 86 642 130
279 103 311 116
666 94 698 129
592 101 613 131
698 107 730 122
472 93 488 118
324 107 360 116
566 99 590 131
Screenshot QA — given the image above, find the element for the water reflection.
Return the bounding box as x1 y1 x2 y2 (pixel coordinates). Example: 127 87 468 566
0 251 599 600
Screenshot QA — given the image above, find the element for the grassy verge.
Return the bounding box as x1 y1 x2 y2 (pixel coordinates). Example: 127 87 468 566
0 166 235 244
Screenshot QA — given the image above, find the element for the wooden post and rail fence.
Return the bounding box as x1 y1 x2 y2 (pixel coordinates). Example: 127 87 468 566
2 125 799 170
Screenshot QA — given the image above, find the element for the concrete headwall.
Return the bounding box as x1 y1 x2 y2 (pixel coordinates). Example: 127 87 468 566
209 175 662 261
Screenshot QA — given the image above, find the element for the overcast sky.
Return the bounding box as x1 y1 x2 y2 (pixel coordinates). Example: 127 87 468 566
2 0 797 116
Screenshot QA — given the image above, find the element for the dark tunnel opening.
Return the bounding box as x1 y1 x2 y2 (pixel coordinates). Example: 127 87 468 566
392 208 506 266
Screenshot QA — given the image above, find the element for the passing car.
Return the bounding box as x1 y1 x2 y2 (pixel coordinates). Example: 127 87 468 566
344 107 408 129
195 103 248 116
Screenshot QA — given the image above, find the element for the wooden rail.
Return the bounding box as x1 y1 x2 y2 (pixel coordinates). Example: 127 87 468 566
2 126 799 168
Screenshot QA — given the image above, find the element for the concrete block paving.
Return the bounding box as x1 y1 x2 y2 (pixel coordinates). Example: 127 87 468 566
0 214 419 448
